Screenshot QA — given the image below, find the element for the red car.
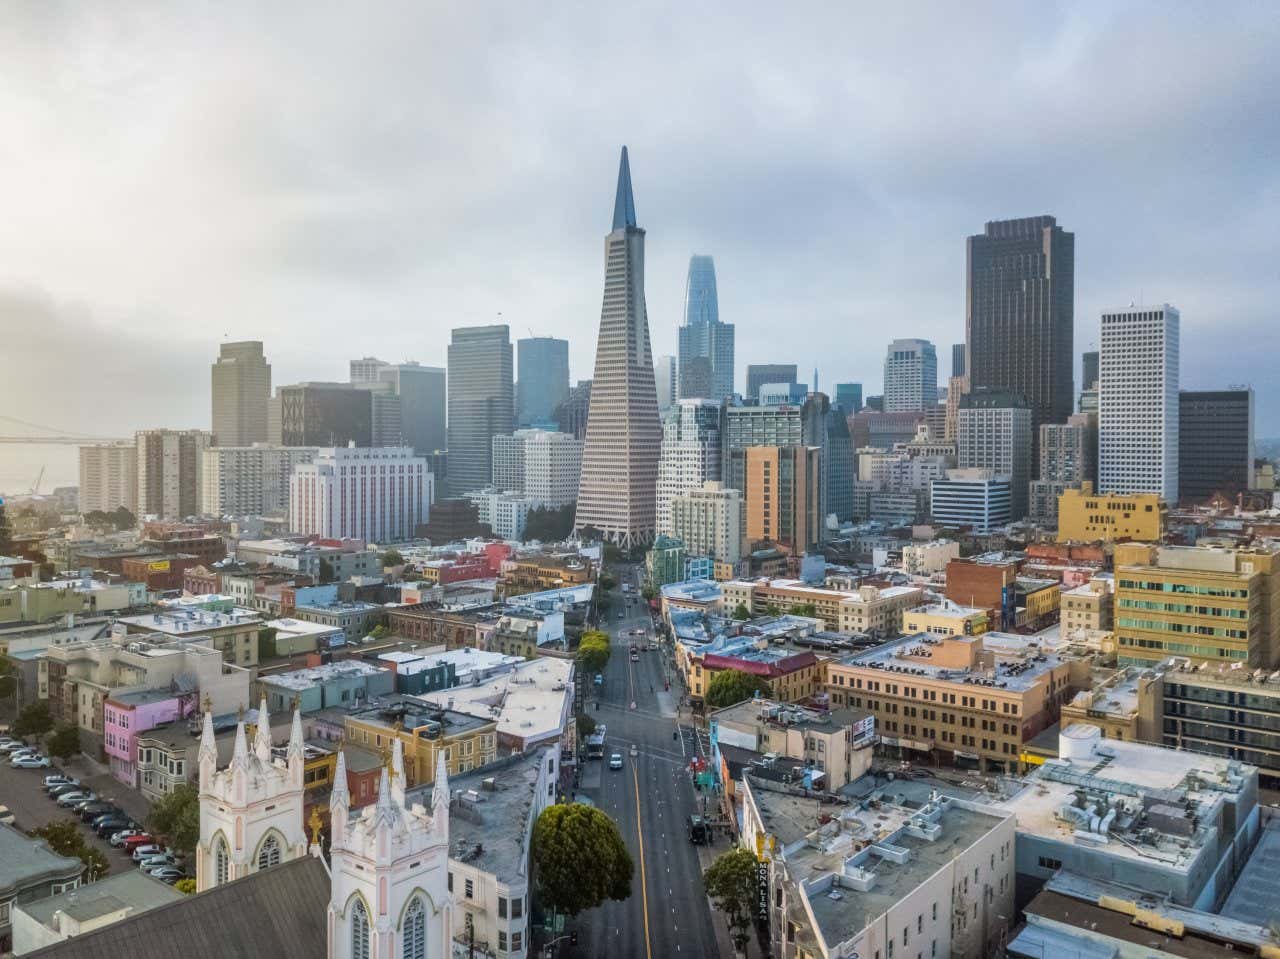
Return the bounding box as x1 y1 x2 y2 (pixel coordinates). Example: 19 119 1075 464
123 833 154 852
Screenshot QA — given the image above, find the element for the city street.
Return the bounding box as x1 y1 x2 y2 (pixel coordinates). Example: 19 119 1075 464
561 566 726 959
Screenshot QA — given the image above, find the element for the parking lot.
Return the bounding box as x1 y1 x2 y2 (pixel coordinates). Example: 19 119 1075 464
0 756 144 878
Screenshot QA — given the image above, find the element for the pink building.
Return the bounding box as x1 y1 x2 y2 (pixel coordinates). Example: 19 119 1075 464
104 689 198 787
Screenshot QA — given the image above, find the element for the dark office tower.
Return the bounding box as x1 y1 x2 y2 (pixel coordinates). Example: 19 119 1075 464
277 383 372 447
966 215 1074 464
447 325 514 495
554 380 593 442
378 363 446 455
825 408 854 522
1178 389 1254 504
677 255 735 401
679 356 714 401
517 337 570 428
1082 351 1099 391
952 343 966 379
834 383 863 415
746 364 798 402
574 147 663 547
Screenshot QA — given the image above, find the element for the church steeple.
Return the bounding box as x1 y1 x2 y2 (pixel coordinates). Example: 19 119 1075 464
254 696 272 764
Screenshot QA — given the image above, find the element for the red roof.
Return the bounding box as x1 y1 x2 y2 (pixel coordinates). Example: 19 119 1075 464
703 650 818 678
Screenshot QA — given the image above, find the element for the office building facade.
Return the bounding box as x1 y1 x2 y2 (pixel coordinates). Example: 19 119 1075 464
78 442 137 514
957 389 1032 520
677 255 734 401
930 468 1012 533
447 325 514 495
825 407 854 522
516 337 570 428
745 445 822 555
574 147 663 547
1179 389 1254 504
746 364 798 402
654 355 677 413
135 429 212 520
952 342 966 379
1099 304 1180 502
275 382 372 448
834 382 862 414
200 445 317 517
656 399 722 536
723 394 829 529
492 429 582 508
289 446 432 543
883 338 938 412
211 341 271 446
379 362 446 455
1036 417 1088 520
669 481 742 564
966 216 1075 463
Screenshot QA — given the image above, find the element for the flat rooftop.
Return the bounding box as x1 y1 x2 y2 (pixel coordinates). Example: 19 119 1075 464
415 658 572 742
19 868 183 926
266 617 343 636
661 579 723 602
261 660 388 690
347 697 494 738
840 633 1066 692
117 607 260 634
1218 816 1280 926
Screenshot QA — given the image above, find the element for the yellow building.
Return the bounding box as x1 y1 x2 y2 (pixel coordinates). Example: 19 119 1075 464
1058 667 1160 744
1058 482 1164 543
1114 543 1280 668
726 578 924 638
343 703 498 783
903 602 988 637
1061 578 1113 637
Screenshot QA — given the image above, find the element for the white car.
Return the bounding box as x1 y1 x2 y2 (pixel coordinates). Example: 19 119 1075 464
609 753 623 770
12 754 51 769
0 804 14 826
132 843 167 862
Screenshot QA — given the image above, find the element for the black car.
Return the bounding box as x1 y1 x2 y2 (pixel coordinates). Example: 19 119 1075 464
79 803 117 822
95 817 135 838
687 814 710 845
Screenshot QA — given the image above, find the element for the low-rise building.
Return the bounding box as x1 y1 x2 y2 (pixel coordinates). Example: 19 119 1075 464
1060 577 1112 640
235 537 380 581
723 578 924 638
1058 666 1160 746
11 869 183 956
259 660 394 714
0 823 85 952
290 600 384 645
499 554 594 596
684 635 824 706
1057 482 1164 542
945 555 1021 630
341 697 499 783
1015 576 1061 631
900 539 959 575
902 602 988 637
710 698 874 790
262 616 346 657
660 579 724 619
115 606 263 667
103 687 199 788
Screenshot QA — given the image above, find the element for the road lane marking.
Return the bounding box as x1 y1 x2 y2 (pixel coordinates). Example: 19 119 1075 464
632 764 653 959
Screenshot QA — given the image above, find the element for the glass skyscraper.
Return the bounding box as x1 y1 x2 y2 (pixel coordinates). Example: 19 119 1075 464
677 255 734 401
517 337 570 428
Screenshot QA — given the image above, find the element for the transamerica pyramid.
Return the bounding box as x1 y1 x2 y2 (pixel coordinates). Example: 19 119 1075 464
573 147 663 548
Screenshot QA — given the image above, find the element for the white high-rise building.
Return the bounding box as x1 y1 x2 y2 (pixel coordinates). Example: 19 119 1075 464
656 400 723 535
492 429 583 508
1099 304 1180 502
492 433 526 493
670 481 742 564
956 390 1032 520
471 488 535 540
78 441 137 514
930 468 1012 533
289 446 432 542
349 356 390 384
211 341 271 446
883 338 938 412
574 147 663 548
201 445 318 517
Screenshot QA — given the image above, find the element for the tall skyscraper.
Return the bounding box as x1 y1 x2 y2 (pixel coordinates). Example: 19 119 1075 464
951 343 966 379
825 409 854 523
574 147 662 547
446 325 514 495
656 400 722 536
378 363 446 456
655 355 678 413
745 445 822 555
135 428 212 520
555 380 592 442
275 383 372 448
746 364 798 402
79 442 137 514
834 383 862 415
1099 304 1180 502
211 341 271 446
349 357 389 384
516 337 570 427
1081 351 1099 391
957 389 1032 520
677 255 734 401
966 216 1075 463
1178 389 1253 504
883 338 938 412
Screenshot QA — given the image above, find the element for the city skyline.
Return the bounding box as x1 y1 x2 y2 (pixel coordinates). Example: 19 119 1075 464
1 5 1277 452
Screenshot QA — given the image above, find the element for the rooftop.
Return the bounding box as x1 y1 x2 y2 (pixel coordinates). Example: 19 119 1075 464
713 698 873 737
0 822 83 892
414 657 572 744
20 869 183 927
264 617 343 637
661 579 723 603
1218 816 1280 926
116 607 261 635
347 696 495 739
839 633 1067 693
260 660 389 691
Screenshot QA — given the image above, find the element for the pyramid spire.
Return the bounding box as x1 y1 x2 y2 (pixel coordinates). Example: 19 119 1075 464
231 714 248 768
390 737 405 808
287 702 304 762
254 696 272 763
199 704 216 763
432 751 449 819
330 749 349 810
611 145 637 231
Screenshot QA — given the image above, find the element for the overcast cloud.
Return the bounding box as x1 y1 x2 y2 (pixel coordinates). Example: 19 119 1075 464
0 2 1277 439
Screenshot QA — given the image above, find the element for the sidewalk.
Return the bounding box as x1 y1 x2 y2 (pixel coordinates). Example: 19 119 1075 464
695 838 769 959
63 754 153 825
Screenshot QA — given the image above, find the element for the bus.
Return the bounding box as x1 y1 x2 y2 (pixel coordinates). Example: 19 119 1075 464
585 726 607 760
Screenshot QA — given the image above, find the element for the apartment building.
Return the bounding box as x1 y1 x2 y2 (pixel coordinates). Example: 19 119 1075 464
825 632 1081 772
1060 577 1113 638
722 578 923 638
340 696 498 783
200 445 317 516
115 606 263 667
670 481 742 564
1058 482 1164 542
902 602 989 637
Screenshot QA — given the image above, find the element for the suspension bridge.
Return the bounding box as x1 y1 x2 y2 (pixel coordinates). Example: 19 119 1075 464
0 414 129 445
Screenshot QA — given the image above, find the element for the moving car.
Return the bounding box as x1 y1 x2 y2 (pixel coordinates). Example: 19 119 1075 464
608 753 623 770
0 804 14 827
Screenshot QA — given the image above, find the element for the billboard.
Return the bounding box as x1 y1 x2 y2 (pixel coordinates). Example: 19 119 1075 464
148 560 171 572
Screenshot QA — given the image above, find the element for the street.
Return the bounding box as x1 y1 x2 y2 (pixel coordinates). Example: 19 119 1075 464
562 565 725 959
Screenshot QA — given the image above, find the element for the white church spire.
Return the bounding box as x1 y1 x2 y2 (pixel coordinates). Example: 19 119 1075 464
198 697 217 792
254 695 272 764
329 749 350 848
390 737 405 808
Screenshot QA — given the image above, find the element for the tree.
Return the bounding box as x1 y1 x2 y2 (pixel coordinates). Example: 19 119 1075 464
532 803 633 916
111 506 137 530
705 669 770 710
524 504 575 542
148 783 201 857
793 602 818 619
31 820 109 881
317 557 335 584
731 603 751 621
575 712 597 739
258 626 279 661
640 583 658 602
369 624 389 640
13 701 53 738
381 548 405 568
764 603 781 616
603 543 624 564
174 878 197 895
45 724 81 762
703 847 760 955
598 572 618 591
577 630 611 676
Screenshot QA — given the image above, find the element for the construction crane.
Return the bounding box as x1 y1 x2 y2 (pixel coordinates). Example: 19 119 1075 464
30 466 44 496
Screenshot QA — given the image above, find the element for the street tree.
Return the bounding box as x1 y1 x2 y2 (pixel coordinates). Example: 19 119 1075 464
31 820 109 881
380 548 405 568
577 631 611 676
575 712 597 739
731 603 751 621
45 724 81 762
705 669 770 710
13 700 53 738
148 783 201 857
703 847 760 955
532 803 633 916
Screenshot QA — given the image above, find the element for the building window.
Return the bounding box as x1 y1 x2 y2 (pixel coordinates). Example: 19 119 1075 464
257 834 282 870
498 932 508 951
1037 855 1062 871
351 899 370 959
465 878 474 899
403 897 426 959
213 836 230 886
447 871 454 892
512 896 523 919
499 896 508 918
512 931 523 951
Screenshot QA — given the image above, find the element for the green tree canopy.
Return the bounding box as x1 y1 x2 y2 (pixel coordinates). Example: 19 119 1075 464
13 700 53 738
792 602 818 619
31 820 108 881
148 783 201 857
640 583 658 601
524 504 575 542
381 548 405 567
598 572 618 591
577 630 611 676
575 711 597 739
45 724 81 762
731 603 751 621
705 669 770 710
703 847 760 954
174 878 197 895
532 803 633 916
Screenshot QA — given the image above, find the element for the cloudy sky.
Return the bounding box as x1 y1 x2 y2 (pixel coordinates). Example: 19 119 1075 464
1 2 1278 444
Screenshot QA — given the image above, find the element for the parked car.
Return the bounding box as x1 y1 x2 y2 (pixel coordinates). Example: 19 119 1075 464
609 753 623 770
0 804 14 827
47 783 83 799
12 754 52 769
147 867 185 884
43 774 77 791
131 843 167 862
96 818 135 838
111 830 147 847
139 854 177 870
0 740 31 754
123 834 156 853
79 802 117 822
56 790 96 807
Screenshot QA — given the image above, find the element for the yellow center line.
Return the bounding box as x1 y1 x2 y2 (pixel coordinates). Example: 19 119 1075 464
632 764 653 959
